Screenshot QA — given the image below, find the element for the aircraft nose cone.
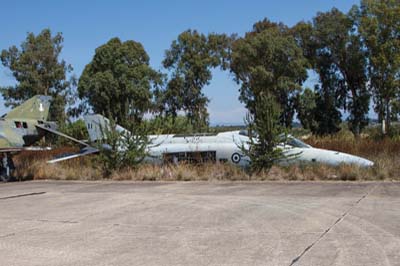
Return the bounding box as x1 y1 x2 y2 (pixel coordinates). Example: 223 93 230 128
308 148 375 168
338 153 374 167
354 157 374 167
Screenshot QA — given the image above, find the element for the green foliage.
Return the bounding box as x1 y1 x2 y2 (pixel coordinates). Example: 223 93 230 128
364 122 400 141
292 8 371 136
312 85 342 135
57 120 89 145
0 29 74 122
296 86 342 136
230 19 308 128
359 0 400 130
49 119 88 147
316 8 369 136
78 37 162 127
209 125 245 134
392 100 400 121
146 115 244 135
146 115 194 134
296 88 317 130
96 118 149 176
243 93 286 173
161 30 232 131
230 19 308 173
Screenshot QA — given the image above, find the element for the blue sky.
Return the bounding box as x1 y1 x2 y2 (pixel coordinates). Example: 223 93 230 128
0 0 360 124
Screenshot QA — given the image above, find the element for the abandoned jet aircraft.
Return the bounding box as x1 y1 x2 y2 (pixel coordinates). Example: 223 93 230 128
49 114 373 168
0 95 89 182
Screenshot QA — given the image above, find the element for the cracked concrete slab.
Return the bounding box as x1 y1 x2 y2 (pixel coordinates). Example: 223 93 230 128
0 181 399 266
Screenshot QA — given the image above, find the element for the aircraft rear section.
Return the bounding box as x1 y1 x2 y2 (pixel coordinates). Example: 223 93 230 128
0 95 54 182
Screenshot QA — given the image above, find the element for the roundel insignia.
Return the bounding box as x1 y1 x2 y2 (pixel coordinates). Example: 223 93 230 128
231 153 241 164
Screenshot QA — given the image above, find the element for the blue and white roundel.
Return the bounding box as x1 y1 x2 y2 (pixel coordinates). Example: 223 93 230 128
231 153 241 164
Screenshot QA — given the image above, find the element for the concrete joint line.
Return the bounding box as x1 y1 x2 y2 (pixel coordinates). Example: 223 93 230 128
289 185 378 266
37 219 78 224
0 233 15 239
0 192 46 200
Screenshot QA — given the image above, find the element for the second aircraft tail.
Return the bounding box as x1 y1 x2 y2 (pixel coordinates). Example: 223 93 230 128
83 114 128 142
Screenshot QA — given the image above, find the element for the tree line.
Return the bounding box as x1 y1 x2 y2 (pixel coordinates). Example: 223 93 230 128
1 0 399 138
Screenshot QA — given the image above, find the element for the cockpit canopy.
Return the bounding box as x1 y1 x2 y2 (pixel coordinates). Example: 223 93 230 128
284 135 311 148
238 130 311 148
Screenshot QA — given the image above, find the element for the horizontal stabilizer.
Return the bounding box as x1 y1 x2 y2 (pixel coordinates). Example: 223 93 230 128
0 146 52 154
36 124 90 147
47 147 99 164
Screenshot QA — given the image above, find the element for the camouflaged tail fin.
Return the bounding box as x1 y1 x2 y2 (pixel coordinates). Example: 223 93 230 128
4 95 52 121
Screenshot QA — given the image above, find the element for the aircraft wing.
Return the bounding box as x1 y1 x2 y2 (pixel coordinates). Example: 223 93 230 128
35 124 101 164
47 146 99 164
0 146 52 154
36 124 90 147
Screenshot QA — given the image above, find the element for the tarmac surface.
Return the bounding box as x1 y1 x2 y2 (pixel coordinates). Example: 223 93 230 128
0 181 399 266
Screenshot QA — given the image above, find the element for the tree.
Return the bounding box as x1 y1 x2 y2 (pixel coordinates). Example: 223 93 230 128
292 9 370 136
146 115 194 134
0 29 74 122
230 19 308 128
154 76 183 119
315 8 369 136
243 93 286 173
296 86 342 135
78 38 161 127
359 0 400 132
296 88 317 130
57 120 89 145
96 118 149 177
162 30 231 131
230 19 307 172
312 85 342 135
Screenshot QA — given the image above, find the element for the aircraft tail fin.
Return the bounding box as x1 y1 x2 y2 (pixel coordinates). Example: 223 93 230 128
83 114 128 143
3 95 52 121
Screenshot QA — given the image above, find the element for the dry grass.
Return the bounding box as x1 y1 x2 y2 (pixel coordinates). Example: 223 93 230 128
302 132 400 181
15 160 398 182
305 132 400 158
11 133 400 182
13 148 101 181
110 163 249 181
